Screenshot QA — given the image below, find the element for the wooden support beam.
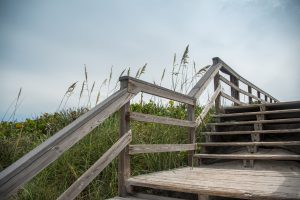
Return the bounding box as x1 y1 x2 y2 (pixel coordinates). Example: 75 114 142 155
187 104 196 166
257 91 261 103
58 131 132 200
248 86 252 104
214 72 221 113
129 144 196 155
220 91 245 106
120 76 196 105
119 80 132 196
129 112 197 127
229 75 240 106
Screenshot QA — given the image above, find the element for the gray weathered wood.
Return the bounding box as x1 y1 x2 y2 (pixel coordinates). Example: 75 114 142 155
201 128 300 135
214 72 221 113
129 144 196 155
126 167 300 199
120 76 196 105
215 57 279 102
119 79 132 197
220 91 245 106
198 141 300 146
194 154 300 160
187 104 196 166
213 108 300 118
248 86 252 104
129 112 197 127
188 62 222 98
195 86 221 126
257 91 261 103
0 89 136 199
135 193 188 200
230 74 240 106
208 118 300 126
57 130 132 200
219 75 266 103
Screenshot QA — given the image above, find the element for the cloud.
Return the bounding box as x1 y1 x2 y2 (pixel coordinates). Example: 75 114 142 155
1 0 300 120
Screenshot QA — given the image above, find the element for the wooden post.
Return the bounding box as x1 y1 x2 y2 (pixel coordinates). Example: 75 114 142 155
118 80 131 196
257 91 261 104
214 72 221 113
248 86 252 104
230 75 239 106
187 104 195 166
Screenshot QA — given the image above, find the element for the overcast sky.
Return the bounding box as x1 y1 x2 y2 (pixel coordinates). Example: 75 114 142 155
1 0 300 120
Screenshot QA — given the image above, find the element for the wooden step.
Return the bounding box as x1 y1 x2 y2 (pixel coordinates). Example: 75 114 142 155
208 118 300 126
201 128 300 135
213 108 300 118
126 167 300 200
199 141 300 147
107 194 187 200
194 154 300 160
107 197 145 200
223 101 300 112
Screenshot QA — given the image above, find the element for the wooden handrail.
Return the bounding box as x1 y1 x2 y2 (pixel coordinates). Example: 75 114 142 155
215 57 279 102
57 130 132 200
188 62 222 98
219 75 267 103
120 76 196 105
0 89 137 199
0 57 279 200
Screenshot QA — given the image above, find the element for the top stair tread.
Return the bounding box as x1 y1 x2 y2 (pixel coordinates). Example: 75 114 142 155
223 100 300 111
213 108 300 118
201 128 300 135
208 118 300 126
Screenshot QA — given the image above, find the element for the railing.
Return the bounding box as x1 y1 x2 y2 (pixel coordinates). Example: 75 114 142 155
0 57 279 200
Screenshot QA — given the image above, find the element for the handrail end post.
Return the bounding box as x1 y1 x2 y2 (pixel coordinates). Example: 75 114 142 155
212 57 221 65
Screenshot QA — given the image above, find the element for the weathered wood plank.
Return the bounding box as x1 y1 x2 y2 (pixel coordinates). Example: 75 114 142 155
208 118 300 126
119 79 132 196
198 141 300 146
129 112 197 127
214 72 221 113
220 91 245 106
57 131 132 200
195 86 221 126
219 75 266 103
188 61 222 98
187 104 196 166
0 89 136 199
126 167 300 199
248 86 252 104
135 193 188 200
194 154 300 160
129 144 196 155
201 128 300 135
119 76 196 105
216 57 279 102
213 108 300 118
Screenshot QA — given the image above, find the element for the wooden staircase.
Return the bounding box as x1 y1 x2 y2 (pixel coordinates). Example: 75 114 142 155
1 57 299 200
109 101 300 200
195 101 300 168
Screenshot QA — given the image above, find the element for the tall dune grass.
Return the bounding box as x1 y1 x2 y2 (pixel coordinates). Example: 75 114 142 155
0 46 213 199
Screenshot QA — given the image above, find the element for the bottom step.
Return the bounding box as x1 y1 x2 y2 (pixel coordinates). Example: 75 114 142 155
194 154 300 160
